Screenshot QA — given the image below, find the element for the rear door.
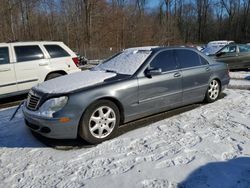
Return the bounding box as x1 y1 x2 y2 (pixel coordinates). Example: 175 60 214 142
13 44 49 91
43 44 76 71
0 45 18 96
175 49 211 104
137 50 182 114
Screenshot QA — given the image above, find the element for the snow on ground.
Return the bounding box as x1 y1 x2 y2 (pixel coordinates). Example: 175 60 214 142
0 89 250 188
230 71 250 80
229 71 250 90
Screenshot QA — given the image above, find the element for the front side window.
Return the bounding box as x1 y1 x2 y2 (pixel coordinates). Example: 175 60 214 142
220 45 237 53
150 50 178 72
15 45 44 62
176 49 201 68
0 47 10 65
44 45 70 58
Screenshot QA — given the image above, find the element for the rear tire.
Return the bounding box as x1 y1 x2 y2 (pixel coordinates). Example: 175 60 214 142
204 79 221 103
79 100 120 144
45 73 63 81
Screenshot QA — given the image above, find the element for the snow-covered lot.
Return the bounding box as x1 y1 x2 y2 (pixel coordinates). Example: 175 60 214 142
0 89 250 188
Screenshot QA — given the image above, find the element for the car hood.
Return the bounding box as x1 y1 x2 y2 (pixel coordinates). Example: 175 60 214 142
34 70 117 94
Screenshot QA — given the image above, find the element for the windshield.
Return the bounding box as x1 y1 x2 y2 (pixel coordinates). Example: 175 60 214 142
93 49 152 75
202 45 225 55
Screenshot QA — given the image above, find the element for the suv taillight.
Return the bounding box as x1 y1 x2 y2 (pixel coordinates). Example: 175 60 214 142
72 57 80 67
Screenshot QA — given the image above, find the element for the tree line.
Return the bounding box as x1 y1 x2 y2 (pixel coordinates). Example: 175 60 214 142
0 0 250 59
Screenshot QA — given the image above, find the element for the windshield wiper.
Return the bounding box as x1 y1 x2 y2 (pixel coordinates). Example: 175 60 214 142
105 69 117 73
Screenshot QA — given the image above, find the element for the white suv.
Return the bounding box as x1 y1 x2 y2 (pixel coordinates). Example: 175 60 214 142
0 41 81 98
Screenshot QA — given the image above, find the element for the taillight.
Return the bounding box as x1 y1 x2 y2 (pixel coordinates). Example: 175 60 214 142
72 57 80 67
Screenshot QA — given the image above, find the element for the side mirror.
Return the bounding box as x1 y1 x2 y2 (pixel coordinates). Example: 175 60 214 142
216 51 225 57
145 68 162 77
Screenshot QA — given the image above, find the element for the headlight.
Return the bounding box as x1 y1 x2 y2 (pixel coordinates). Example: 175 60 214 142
38 96 68 117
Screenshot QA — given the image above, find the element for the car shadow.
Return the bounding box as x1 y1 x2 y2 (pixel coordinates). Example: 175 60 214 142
177 157 250 188
31 93 227 150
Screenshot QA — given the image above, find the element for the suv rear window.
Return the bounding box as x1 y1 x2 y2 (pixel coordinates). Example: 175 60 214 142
44 45 70 58
0 47 10 65
15 45 44 62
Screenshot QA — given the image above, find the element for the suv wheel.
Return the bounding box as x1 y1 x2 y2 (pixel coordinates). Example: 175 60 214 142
45 73 63 81
79 100 120 144
204 79 221 103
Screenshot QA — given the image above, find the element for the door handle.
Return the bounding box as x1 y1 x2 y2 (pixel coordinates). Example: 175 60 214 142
205 67 211 71
39 62 49 66
0 68 11 72
174 72 181 77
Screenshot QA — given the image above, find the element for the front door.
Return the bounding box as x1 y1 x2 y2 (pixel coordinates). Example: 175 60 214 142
137 50 182 115
0 46 18 96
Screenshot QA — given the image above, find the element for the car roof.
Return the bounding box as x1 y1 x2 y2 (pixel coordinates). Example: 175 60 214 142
0 41 64 45
207 40 234 45
151 46 197 52
123 46 198 54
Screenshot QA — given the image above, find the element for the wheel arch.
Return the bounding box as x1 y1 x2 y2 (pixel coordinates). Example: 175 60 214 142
77 96 125 141
44 70 67 81
79 96 125 127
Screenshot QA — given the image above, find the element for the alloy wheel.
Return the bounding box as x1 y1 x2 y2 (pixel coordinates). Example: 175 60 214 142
89 106 116 139
208 80 219 100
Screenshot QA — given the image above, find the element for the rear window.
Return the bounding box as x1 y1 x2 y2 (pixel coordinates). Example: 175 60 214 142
44 45 70 58
15 45 44 62
176 49 201 68
0 47 10 65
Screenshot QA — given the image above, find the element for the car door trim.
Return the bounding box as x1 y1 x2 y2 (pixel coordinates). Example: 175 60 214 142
0 79 38 88
0 82 17 88
182 84 208 92
17 79 39 85
139 90 181 103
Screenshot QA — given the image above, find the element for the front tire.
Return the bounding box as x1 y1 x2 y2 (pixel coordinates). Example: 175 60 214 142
204 79 221 103
79 100 120 144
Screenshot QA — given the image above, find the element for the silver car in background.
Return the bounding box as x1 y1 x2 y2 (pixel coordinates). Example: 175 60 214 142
23 47 230 144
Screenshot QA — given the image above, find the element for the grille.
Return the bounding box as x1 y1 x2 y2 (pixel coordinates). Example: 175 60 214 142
27 93 41 111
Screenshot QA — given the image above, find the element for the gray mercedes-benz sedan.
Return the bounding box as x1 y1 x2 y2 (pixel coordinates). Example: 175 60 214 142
23 46 230 144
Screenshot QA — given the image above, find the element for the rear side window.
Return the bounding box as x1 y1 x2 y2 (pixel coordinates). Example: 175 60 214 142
176 49 201 68
15 45 44 62
150 50 178 72
200 56 209 65
239 45 250 53
0 47 10 65
44 45 70 58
